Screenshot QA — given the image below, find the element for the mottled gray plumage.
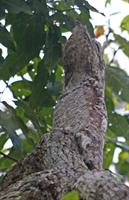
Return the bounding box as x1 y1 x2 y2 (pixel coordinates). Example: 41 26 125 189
54 24 107 170
63 24 102 88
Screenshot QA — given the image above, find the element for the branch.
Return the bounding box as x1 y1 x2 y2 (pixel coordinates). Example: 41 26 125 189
1 170 129 200
75 171 129 200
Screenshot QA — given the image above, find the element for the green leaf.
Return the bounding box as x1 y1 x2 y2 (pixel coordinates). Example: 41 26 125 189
0 24 14 49
0 109 18 132
45 25 62 69
0 156 15 170
30 88 55 108
55 65 64 81
116 151 129 178
22 137 36 154
55 1 70 11
9 13 45 54
75 0 104 16
103 135 115 169
16 100 43 134
79 10 90 24
108 113 129 139
121 0 129 3
0 49 4 64
1 0 32 15
8 131 23 153
0 104 23 152
0 5 5 19
61 191 79 200
106 67 129 102
8 147 21 160
28 0 48 16
30 60 53 108
77 9 94 35
66 0 76 6
0 52 32 80
0 133 8 151
105 0 112 6
39 107 54 129
120 15 129 33
49 65 64 84
84 1 104 16
47 81 63 96
0 147 21 171
105 87 115 114
11 80 32 98
114 34 129 57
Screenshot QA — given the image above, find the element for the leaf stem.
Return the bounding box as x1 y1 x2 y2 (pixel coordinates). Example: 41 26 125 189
106 136 129 151
0 151 17 162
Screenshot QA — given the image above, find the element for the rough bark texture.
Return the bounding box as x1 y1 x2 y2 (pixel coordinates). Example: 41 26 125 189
0 23 129 200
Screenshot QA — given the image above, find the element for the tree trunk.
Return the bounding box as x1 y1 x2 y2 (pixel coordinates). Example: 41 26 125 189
0 23 129 200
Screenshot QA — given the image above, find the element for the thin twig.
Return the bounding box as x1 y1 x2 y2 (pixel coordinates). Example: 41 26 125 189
49 7 75 13
106 136 129 151
0 151 18 162
109 47 120 65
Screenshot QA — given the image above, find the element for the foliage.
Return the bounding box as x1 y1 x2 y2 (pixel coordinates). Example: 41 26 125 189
61 191 79 200
0 0 129 183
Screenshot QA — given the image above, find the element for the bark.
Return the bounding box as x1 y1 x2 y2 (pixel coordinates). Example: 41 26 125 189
0 23 129 200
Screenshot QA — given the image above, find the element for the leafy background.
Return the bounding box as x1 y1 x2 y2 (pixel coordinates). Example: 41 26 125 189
0 0 129 184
